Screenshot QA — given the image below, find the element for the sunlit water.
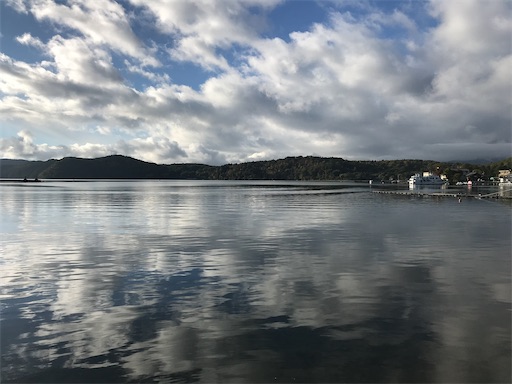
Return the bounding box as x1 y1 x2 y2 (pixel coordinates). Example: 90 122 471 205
1 180 510 383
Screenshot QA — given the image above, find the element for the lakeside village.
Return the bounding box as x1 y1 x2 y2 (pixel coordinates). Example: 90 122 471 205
371 168 512 200
376 168 512 187
368 166 512 201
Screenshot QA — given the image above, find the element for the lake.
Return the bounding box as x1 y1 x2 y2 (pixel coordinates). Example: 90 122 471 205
1 180 510 383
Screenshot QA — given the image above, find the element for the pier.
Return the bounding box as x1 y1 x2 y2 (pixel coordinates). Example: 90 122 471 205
372 188 512 200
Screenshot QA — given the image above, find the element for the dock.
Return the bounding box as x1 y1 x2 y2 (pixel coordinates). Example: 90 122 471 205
372 188 512 200
0 179 42 183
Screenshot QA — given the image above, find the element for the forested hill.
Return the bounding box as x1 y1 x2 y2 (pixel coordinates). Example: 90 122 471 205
1 154 511 182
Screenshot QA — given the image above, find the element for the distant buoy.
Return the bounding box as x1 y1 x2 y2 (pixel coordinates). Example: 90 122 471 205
458 197 461 203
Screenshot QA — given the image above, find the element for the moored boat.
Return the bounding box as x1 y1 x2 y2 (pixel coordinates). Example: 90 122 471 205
408 172 447 187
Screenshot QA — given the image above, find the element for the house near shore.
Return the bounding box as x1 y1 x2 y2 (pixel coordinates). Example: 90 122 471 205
498 169 512 184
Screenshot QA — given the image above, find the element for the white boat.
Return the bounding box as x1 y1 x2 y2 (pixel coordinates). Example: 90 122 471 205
499 175 512 185
408 172 447 187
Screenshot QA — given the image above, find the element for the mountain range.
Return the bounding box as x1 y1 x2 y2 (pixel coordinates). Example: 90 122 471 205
1 155 510 182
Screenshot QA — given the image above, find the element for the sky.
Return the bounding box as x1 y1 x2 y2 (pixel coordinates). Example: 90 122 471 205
0 0 511 165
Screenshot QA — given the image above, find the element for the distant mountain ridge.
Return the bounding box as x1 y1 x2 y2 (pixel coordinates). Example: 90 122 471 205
0 155 214 180
1 154 511 181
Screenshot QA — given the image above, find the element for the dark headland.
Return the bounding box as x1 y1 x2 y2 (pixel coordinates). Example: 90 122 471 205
1 154 511 185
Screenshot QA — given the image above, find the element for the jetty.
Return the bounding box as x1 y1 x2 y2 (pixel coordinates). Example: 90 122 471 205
0 178 41 183
372 188 512 200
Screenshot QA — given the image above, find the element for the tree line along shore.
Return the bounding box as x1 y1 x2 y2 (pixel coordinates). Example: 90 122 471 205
1 155 511 185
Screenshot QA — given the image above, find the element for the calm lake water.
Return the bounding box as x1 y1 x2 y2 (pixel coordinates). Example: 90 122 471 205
1 180 510 383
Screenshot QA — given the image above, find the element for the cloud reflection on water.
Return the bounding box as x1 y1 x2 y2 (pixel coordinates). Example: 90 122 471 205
1 181 510 383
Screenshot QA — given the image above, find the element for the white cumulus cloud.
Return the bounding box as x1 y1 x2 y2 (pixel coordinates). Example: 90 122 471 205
0 0 510 164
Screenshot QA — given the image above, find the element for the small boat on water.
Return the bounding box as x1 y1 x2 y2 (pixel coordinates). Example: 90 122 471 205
408 172 447 187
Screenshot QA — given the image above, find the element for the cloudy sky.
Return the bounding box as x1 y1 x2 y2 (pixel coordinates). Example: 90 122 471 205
0 0 510 165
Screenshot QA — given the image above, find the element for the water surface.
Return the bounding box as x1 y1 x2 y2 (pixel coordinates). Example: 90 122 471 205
1 180 510 383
